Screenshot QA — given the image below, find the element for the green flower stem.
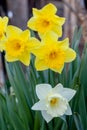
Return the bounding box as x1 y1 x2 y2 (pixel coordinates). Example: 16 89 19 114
34 112 40 130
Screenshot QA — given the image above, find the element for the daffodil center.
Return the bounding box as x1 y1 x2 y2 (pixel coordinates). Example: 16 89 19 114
6 39 25 57
49 51 57 59
42 20 50 27
13 42 21 50
50 97 58 106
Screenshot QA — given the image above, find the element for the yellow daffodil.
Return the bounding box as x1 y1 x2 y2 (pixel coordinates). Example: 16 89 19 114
32 83 76 123
0 16 8 51
27 3 65 37
4 25 40 66
32 32 76 73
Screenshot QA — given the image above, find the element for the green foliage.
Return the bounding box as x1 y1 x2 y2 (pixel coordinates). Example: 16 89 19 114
0 27 87 130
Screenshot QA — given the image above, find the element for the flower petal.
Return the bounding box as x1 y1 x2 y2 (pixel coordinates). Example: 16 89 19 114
53 15 65 25
36 84 52 99
58 38 69 49
42 31 58 43
29 38 40 51
27 17 37 30
60 88 76 101
41 3 57 15
3 16 9 30
32 100 46 110
53 83 63 93
65 104 72 115
51 64 64 74
65 48 76 62
41 110 53 123
19 53 30 66
20 29 30 41
53 83 76 101
52 26 62 37
33 8 41 16
6 25 22 37
5 54 18 62
35 58 48 71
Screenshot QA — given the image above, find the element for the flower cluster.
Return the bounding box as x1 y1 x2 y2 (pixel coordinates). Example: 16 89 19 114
0 3 76 73
0 3 76 123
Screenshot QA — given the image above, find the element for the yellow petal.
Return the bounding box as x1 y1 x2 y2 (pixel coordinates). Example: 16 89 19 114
0 44 4 51
58 38 69 49
3 16 8 24
3 16 9 30
35 58 48 71
28 38 40 51
52 26 62 37
33 8 41 16
65 48 76 62
41 3 57 15
53 16 65 25
6 25 22 37
5 54 18 62
20 29 30 41
51 64 64 73
31 45 47 58
27 17 37 30
41 31 58 43
0 40 6 51
19 53 30 66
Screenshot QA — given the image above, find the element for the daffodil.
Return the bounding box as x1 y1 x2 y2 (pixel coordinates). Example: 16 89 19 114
32 83 76 123
32 32 76 73
27 3 65 37
0 16 8 51
4 25 40 66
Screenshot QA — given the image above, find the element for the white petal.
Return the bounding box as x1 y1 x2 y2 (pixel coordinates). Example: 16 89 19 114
53 84 76 101
52 83 63 93
32 100 46 110
36 84 52 99
41 110 53 123
60 88 76 101
65 104 72 115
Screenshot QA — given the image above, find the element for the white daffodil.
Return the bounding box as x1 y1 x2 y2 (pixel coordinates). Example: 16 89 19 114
32 83 76 123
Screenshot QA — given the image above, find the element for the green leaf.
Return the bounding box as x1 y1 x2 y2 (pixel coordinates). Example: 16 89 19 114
74 113 84 130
